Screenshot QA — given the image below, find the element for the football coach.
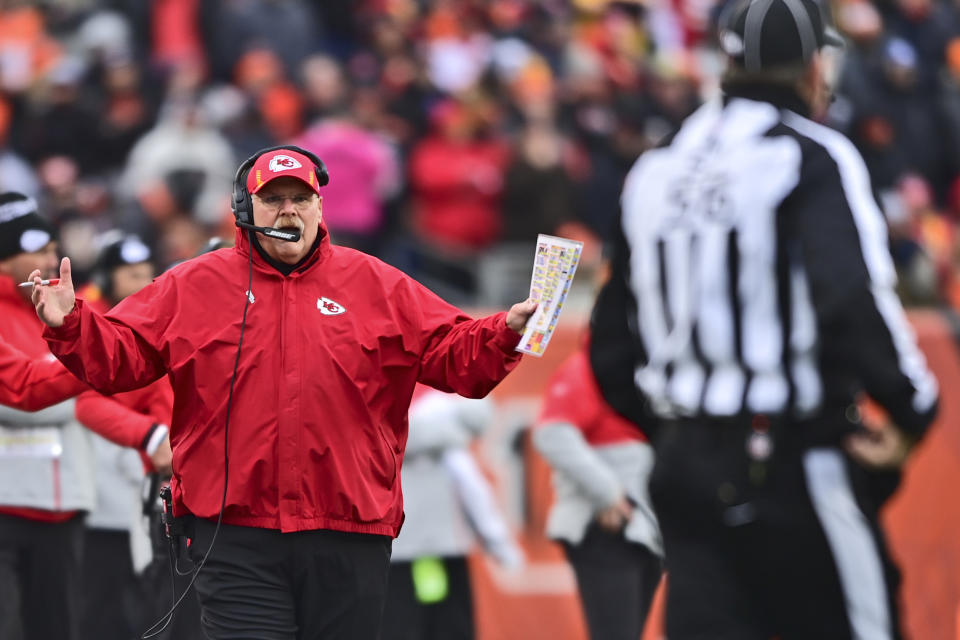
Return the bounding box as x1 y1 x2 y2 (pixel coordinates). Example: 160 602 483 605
29 145 537 640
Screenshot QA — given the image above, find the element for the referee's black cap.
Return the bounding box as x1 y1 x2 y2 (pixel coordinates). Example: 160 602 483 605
718 0 844 72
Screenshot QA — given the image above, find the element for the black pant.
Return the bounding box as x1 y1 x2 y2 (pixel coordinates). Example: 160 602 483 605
189 519 391 640
0 512 85 640
137 548 207 640
380 556 474 640
563 525 662 640
80 529 147 640
649 420 902 640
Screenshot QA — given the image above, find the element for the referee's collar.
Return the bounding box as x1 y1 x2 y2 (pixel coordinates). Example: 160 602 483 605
720 82 811 118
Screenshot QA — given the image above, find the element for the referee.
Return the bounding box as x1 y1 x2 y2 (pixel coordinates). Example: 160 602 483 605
590 0 939 638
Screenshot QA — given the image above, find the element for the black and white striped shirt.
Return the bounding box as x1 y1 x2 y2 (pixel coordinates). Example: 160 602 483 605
592 86 938 436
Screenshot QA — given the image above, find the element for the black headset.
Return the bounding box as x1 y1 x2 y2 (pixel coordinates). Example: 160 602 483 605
231 144 330 226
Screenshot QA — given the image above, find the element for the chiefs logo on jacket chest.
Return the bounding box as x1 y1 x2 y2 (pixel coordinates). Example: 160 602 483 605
317 297 346 315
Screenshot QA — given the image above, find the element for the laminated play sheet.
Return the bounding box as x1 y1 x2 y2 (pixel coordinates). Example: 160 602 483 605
516 234 583 357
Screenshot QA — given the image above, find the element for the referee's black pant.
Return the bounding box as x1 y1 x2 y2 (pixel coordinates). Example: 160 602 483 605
189 518 392 640
649 419 902 640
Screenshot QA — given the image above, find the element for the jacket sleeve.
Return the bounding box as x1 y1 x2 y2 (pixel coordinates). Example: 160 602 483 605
442 448 524 568
0 338 87 411
75 390 157 450
786 132 938 437
411 280 523 398
532 423 623 509
0 399 75 426
42 291 170 395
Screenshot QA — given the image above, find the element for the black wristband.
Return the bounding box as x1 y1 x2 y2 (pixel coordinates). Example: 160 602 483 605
140 423 161 451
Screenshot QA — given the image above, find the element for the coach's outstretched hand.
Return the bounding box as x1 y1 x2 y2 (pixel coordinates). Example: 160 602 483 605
30 257 76 328
505 298 538 334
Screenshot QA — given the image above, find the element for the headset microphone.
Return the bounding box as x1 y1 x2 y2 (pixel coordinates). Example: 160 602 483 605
235 221 301 242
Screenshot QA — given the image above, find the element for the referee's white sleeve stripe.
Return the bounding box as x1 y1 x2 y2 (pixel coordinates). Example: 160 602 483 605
783 113 938 412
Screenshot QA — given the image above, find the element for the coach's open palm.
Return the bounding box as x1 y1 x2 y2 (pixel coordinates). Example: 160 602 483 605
30 257 75 328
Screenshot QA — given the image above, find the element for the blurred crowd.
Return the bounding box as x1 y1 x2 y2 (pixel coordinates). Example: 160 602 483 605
3 0 960 306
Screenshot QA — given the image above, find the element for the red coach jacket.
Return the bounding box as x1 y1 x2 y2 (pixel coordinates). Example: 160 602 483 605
0 278 86 410
0 337 85 411
74 286 173 458
45 223 523 535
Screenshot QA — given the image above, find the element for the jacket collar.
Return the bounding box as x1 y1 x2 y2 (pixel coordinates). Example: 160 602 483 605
721 82 811 119
233 219 332 278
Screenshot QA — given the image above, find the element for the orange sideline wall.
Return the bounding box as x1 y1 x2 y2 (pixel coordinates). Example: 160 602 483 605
467 310 960 640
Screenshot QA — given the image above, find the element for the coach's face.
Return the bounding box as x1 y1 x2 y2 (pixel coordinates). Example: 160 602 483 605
252 176 322 265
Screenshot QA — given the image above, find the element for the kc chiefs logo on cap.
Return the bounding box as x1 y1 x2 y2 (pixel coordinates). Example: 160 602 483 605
248 148 322 195
268 154 303 172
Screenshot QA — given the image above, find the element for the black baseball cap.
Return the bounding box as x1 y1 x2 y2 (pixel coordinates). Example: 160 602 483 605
718 0 843 72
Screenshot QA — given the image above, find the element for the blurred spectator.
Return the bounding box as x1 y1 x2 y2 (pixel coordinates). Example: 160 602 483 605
559 43 639 241
382 386 523 640
75 234 177 640
0 97 39 196
94 57 157 169
876 37 951 197
422 2 494 94
150 0 205 70
120 99 234 228
881 0 959 93
0 3 62 94
235 47 305 142
296 55 401 252
501 118 577 242
0 193 91 640
297 103 401 252
636 56 702 147
409 97 510 252
301 53 350 121
74 10 134 62
939 37 960 209
204 0 322 82
36 155 113 283
534 341 663 640
15 56 103 174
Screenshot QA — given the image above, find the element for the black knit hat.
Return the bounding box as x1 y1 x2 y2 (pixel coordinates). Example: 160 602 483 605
95 234 152 274
718 0 843 72
0 192 57 261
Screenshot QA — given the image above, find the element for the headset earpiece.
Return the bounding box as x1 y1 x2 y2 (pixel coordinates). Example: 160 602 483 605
231 156 257 226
